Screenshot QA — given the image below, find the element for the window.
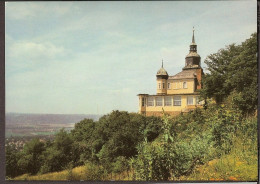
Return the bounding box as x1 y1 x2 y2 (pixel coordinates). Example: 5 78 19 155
156 97 162 106
187 96 193 105
183 81 187 89
158 83 161 89
174 96 181 106
162 83 165 89
148 97 154 106
167 83 171 89
164 96 172 106
142 98 145 107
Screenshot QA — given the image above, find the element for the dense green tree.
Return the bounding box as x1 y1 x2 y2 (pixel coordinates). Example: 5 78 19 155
201 32 257 114
17 138 45 175
71 119 96 142
70 119 98 165
40 129 73 173
97 111 142 164
5 143 22 178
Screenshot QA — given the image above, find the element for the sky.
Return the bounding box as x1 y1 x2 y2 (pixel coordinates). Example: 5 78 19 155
5 1 257 115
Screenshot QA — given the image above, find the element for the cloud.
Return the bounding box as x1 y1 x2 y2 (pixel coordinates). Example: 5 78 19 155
5 2 72 20
6 38 67 71
11 41 65 59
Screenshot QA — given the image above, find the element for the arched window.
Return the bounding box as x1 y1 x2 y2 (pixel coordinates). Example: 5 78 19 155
183 82 187 89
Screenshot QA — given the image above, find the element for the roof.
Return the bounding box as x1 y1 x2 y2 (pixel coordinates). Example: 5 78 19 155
156 67 168 76
142 92 200 97
137 94 149 96
168 69 197 80
186 51 200 58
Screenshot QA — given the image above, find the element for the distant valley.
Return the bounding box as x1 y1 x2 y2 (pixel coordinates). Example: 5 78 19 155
5 113 102 137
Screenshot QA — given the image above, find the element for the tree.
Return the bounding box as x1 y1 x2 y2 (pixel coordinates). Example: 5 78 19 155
17 138 45 175
96 111 143 166
5 143 22 178
201 32 257 114
70 119 98 165
40 129 73 173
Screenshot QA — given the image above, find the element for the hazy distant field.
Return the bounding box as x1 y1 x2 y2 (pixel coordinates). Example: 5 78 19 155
5 113 101 138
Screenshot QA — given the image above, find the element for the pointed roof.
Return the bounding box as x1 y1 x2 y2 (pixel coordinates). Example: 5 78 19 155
156 59 168 76
190 26 196 46
186 27 200 58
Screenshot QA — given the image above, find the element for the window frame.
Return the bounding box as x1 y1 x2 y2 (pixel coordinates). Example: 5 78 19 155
187 96 193 105
164 96 172 106
173 96 181 106
147 97 154 106
156 96 163 106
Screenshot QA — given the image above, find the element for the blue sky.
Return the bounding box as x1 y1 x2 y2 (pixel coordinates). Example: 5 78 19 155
5 1 257 114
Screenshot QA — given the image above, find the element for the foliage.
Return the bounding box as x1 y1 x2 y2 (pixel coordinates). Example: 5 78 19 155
179 117 257 181
17 138 45 175
40 129 73 173
131 112 214 180
201 32 257 114
207 105 242 155
5 143 22 177
84 161 106 180
10 105 258 181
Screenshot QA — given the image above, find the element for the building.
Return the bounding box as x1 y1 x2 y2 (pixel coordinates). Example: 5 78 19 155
138 29 204 116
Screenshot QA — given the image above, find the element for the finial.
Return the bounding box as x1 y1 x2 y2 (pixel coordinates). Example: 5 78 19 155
162 59 163 68
192 26 195 43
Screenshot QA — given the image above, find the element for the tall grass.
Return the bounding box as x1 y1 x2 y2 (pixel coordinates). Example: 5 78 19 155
179 117 258 181
13 164 131 181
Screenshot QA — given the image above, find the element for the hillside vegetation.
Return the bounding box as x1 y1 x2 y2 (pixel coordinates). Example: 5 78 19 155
7 33 257 181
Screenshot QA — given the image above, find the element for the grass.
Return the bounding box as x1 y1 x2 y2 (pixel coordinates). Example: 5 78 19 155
13 166 86 181
179 133 258 181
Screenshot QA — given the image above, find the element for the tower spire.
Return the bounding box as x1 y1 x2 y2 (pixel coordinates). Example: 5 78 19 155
192 26 195 44
162 59 163 68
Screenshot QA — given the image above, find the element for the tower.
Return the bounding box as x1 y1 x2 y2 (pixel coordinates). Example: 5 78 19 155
183 27 203 90
156 60 168 95
184 27 201 68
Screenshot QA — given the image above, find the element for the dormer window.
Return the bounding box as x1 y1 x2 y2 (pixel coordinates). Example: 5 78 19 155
158 83 161 89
